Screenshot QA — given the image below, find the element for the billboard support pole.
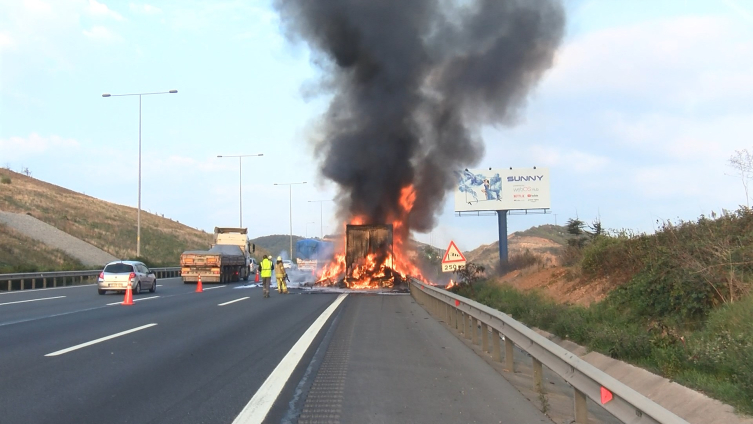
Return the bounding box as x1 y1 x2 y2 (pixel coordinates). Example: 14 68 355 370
497 210 509 274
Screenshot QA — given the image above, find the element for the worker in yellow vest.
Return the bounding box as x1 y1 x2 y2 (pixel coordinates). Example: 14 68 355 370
260 255 273 298
275 256 288 294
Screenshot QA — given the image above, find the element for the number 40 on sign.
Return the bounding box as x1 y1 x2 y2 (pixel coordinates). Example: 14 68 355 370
441 241 467 273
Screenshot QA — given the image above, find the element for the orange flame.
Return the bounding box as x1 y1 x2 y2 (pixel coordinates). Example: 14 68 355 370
315 184 429 289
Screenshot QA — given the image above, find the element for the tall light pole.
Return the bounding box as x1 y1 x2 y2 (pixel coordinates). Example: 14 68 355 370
217 154 263 227
102 89 178 257
305 221 316 238
308 199 334 238
274 182 307 259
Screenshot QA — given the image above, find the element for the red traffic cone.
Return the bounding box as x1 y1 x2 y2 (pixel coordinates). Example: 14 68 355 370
254 271 260 283
122 284 134 305
196 275 203 293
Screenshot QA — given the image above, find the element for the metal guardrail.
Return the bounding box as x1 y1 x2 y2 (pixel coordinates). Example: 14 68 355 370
410 279 689 424
0 267 181 292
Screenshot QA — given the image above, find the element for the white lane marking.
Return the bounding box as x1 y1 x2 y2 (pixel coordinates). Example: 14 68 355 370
218 297 249 306
106 296 160 306
233 294 348 424
156 285 163 287
0 284 95 295
0 296 66 306
202 285 226 291
45 323 158 357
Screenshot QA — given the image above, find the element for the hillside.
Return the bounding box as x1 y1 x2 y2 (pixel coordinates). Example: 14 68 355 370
0 223 86 273
464 224 568 270
0 169 212 268
250 234 307 260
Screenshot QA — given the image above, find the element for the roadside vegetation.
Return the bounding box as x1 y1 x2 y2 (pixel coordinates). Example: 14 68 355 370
450 207 753 414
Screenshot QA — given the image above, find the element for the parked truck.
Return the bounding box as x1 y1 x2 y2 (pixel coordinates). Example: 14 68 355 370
180 227 253 284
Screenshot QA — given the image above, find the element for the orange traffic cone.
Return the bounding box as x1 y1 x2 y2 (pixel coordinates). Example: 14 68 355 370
254 271 260 283
122 284 134 305
196 275 203 293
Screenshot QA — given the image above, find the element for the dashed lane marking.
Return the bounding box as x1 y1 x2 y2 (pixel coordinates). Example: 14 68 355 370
201 285 227 291
0 296 66 306
218 297 250 306
45 323 158 357
106 296 160 306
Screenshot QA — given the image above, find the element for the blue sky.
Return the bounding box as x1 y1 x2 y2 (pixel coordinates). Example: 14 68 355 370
2 0 753 252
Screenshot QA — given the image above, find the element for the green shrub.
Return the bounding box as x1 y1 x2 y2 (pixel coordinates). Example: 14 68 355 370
1 176 10 184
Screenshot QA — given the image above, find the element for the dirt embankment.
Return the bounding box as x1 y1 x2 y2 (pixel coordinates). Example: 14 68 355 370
492 266 614 306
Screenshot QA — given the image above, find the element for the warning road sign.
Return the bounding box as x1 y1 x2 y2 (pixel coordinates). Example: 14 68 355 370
442 241 467 273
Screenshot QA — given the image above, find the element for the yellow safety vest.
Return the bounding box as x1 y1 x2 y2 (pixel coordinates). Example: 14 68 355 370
261 258 273 278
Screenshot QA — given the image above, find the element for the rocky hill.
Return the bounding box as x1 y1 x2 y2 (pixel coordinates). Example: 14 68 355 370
464 224 568 270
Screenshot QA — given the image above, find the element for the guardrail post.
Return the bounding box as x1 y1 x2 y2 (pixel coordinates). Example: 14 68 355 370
532 358 543 392
573 387 588 424
505 337 515 372
43 277 47 288
471 317 479 345
492 329 502 362
481 322 489 353
53 277 57 287
464 313 472 340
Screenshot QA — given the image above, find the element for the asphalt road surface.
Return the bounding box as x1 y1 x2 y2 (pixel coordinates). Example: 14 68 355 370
0 279 550 423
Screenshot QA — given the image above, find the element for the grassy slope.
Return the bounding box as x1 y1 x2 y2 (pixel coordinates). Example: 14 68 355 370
0 169 212 267
464 224 568 269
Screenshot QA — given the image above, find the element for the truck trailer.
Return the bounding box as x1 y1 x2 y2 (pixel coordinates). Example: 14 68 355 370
180 227 252 284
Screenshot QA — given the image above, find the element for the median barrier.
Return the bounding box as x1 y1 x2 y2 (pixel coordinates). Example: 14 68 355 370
0 267 181 292
410 279 690 424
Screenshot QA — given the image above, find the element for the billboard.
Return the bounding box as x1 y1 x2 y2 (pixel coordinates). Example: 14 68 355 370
454 167 550 212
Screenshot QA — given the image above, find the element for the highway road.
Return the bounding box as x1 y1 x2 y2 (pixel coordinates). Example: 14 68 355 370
0 278 551 423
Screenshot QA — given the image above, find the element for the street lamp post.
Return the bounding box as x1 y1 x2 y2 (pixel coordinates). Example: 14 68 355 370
102 89 178 257
274 182 307 259
308 199 334 238
305 221 316 238
217 154 264 227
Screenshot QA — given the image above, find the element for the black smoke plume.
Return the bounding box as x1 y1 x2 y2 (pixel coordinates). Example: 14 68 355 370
275 0 565 236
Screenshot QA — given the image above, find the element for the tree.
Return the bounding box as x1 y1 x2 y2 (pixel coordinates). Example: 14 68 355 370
728 149 753 208
452 262 485 295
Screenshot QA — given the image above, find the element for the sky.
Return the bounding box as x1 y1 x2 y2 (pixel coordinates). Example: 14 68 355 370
2 0 753 253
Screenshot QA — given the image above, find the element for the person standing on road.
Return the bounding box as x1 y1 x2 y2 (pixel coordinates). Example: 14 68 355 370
260 255 273 298
275 256 288 294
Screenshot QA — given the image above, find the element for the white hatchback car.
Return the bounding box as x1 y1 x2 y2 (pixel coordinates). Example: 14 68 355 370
98 261 157 295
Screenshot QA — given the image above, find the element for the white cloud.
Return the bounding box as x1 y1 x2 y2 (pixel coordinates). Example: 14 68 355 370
87 0 124 21
0 133 80 161
22 0 52 14
546 16 753 105
0 32 14 51
129 3 162 15
82 25 122 42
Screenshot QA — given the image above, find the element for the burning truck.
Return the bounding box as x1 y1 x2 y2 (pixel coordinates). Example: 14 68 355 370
315 224 407 289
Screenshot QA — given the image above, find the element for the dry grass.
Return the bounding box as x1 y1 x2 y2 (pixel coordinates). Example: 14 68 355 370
0 169 212 267
0 223 85 273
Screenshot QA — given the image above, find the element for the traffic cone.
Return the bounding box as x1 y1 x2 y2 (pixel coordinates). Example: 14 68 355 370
122 284 134 305
254 271 259 283
196 275 203 293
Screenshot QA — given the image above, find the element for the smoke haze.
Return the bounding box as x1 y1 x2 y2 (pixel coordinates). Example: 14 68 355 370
275 0 565 235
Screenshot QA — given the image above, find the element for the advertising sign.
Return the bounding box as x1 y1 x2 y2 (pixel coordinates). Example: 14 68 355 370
454 167 550 212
